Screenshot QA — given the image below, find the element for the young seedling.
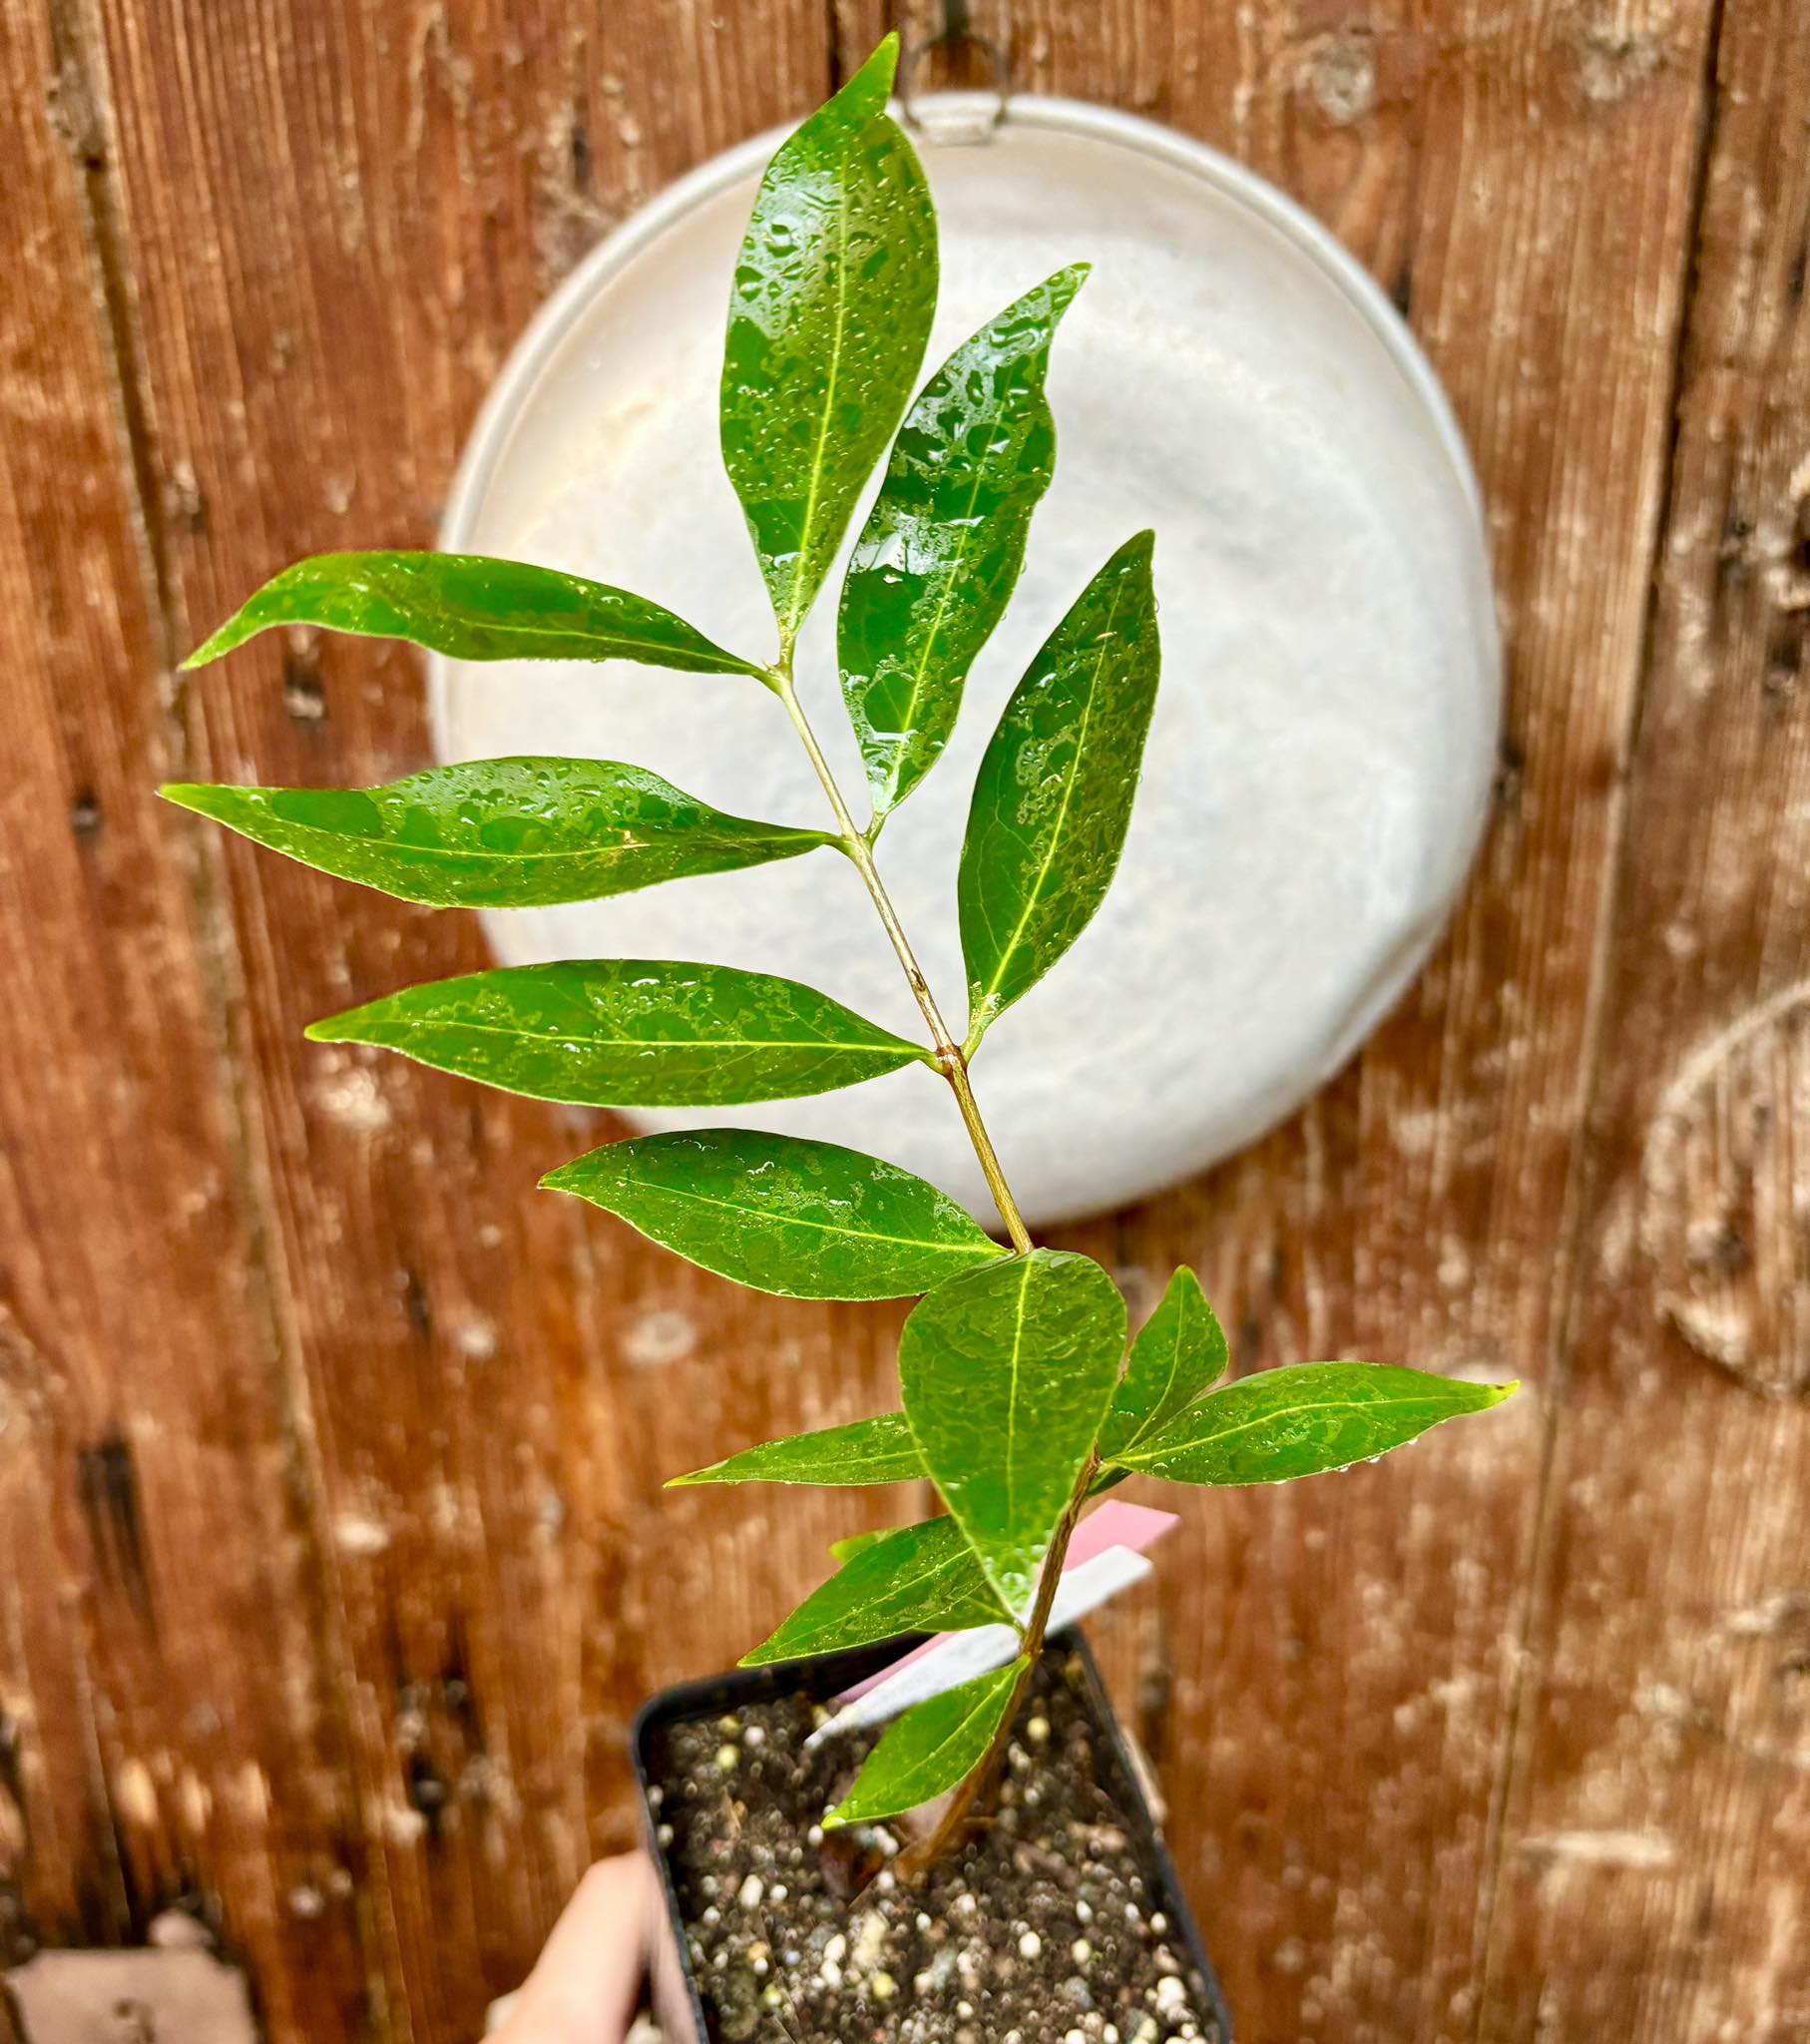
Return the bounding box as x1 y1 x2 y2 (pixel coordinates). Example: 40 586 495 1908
166 38 1515 1873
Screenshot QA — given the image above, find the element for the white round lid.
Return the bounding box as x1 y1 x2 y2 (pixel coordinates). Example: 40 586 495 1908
431 96 1500 1229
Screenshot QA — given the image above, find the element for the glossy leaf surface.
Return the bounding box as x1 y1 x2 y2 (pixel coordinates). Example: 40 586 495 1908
839 266 1086 816
825 1660 1024 1827
183 552 764 676
1099 1267 1228 1462
161 760 832 908
959 531 1160 1045
670 1412 921 1487
1120 1362 1518 1486
544 1129 1002 1299
899 1250 1125 1621
741 1514 1006 1666
307 962 928 1108
721 36 937 648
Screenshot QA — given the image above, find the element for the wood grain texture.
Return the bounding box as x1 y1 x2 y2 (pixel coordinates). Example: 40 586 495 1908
1479 6 1810 2038
844 4 1740 2040
0 2 369 2034
68 2 928 2038
4 3 907 2040
3 1 1806 2041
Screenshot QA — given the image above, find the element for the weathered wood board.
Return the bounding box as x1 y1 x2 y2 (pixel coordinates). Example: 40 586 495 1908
1479 4 1810 2037
1 2 1805 2041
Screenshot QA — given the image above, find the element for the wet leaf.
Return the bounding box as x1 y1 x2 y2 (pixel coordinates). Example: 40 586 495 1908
899 1250 1125 1622
824 1659 1024 1827
721 36 937 650
959 531 1160 1046
839 267 1087 817
161 759 834 908
1118 1362 1519 1485
182 552 765 677
741 1515 1008 1666
544 1129 1004 1298
1099 1267 1228 1461
670 1412 922 1487
306 961 930 1107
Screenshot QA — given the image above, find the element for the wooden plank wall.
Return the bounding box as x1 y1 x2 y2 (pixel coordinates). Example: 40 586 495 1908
1 2 1804 2040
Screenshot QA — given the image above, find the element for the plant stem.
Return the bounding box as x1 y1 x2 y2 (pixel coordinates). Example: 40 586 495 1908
769 660 1100 1873
899 1446 1102 1877
771 669 1032 1255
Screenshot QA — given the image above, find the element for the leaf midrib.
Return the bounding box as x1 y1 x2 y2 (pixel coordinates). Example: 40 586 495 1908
783 145 856 645
235 812 818 870
780 1535 977 1647
703 1421 919 1483
350 1018 914 1058
872 423 998 804
1120 1314 1186 1455
1122 1387 1475 1469
890 1670 1014 1801
318 594 723 660
1001 1257 1035 1585
595 1171 997 1259
974 568 1135 1019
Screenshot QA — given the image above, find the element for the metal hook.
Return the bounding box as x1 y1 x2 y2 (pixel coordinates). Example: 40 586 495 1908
897 1 1013 143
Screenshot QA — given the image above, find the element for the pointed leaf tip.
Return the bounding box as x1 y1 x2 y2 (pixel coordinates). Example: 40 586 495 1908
1048 259 1092 302
1120 1360 1516 1487
1101 1266 1228 1461
722 30 935 645
669 1412 924 1488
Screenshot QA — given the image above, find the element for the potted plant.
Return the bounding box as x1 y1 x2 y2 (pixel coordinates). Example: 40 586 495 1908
163 38 1515 2042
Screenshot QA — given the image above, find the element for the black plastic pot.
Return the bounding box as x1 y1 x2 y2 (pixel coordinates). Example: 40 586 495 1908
633 1627 1232 2043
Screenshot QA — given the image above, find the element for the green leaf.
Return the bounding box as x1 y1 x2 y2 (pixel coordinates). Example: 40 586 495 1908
182 552 765 677
544 1129 1004 1299
670 1412 921 1488
161 760 833 909
742 1515 1008 1667
721 36 938 650
306 961 930 1108
824 1659 1024 1828
899 1250 1125 1622
1118 1362 1519 1486
959 531 1161 1047
1099 1267 1228 1462
839 267 1088 817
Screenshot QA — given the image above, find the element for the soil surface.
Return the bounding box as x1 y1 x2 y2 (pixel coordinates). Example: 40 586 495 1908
646 1649 1224 2044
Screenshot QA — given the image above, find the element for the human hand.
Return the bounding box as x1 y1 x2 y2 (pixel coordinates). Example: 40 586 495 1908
487 1854 683 2044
